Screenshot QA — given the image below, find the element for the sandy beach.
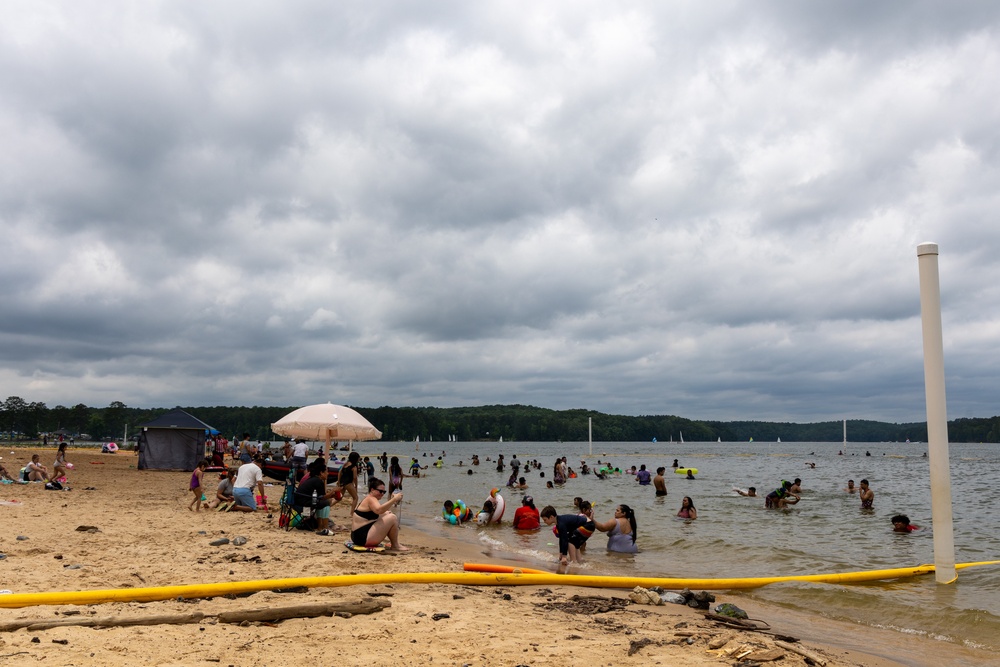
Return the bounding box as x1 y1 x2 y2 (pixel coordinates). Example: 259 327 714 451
0 448 995 667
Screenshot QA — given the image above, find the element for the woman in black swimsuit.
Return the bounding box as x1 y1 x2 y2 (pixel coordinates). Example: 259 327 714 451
339 451 361 510
351 477 408 550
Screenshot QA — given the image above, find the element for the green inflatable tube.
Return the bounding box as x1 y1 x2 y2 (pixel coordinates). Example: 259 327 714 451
0 561 996 609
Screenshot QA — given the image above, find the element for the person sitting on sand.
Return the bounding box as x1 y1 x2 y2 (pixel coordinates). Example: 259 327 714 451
25 454 50 481
208 468 235 510
512 495 540 530
677 496 697 520
351 477 407 551
541 504 594 565
0 461 18 482
593 503 638 553
295 459 344 536
891 514 919 533
735 486 757 497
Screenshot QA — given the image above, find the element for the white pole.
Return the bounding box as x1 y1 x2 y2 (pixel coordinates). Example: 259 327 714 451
917 242 957 584
588 417 592 457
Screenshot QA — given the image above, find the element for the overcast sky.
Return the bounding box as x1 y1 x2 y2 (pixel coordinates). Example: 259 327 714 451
2 2 999 423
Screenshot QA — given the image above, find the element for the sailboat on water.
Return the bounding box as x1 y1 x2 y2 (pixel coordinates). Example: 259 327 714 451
679 431 684 444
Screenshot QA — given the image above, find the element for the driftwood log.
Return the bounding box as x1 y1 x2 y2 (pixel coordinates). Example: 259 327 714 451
1 613 206 632
0 599 389 633
774 639 828 666
215 599 390 624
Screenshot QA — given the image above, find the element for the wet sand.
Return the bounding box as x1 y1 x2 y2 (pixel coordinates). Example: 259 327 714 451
0 448 994 666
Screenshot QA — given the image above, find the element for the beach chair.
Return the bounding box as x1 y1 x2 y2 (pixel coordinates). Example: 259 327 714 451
278 469 299 530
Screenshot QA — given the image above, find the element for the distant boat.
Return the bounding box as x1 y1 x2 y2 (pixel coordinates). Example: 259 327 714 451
717 437 721 443
749 437 754 443
680 431 684 443
652 437 658 443
499 436 503 443
777 438 781 443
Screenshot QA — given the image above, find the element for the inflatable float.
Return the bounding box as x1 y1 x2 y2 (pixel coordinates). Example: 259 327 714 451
476 488 505 524
443 499 473 524
2 561 997 609
674 467 698 475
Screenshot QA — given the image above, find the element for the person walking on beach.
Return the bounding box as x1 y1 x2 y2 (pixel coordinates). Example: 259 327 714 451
653 467 667 496
238 433 253 464
52 443 69 482
290 439 309 476
379 452 388 473
338 451 361 510
189 459 207 512
859 479 874 510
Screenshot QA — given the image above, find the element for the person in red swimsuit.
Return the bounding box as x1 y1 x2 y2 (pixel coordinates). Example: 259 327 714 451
512 496 540 529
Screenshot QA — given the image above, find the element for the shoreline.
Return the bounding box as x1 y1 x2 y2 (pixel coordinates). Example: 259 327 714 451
0 449 995 666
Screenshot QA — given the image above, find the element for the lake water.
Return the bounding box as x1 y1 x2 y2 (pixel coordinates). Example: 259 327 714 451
340 439 1000 656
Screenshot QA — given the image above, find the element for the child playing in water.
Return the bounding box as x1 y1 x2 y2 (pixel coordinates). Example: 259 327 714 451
891 515 919 533
189 459 207 512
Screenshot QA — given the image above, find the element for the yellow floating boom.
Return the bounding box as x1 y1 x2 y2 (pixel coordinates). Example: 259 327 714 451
0 561 997 609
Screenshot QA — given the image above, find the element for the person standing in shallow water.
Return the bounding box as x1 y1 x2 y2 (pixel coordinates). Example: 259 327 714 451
653 467 667 496
859 479 874 510
635 464 651 485
593 504 638 553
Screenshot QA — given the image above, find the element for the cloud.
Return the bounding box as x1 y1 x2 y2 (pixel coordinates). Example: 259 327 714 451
2 1 1000 422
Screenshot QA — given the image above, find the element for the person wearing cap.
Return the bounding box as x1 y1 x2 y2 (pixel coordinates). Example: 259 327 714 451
512 495 540 529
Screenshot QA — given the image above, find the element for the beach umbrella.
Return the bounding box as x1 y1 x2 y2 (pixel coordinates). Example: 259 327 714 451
271 403 382 453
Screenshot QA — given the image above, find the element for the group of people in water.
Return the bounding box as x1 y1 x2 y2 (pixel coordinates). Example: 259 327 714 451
190 443 912 557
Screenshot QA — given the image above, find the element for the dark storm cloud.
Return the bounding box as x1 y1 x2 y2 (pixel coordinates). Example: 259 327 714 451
2 1 1000 422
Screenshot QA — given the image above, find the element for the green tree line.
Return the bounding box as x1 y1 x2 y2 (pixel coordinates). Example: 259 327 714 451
3 395 1000 444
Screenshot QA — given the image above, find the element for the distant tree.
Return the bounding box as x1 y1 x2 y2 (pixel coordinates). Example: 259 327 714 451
2 396 29 440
